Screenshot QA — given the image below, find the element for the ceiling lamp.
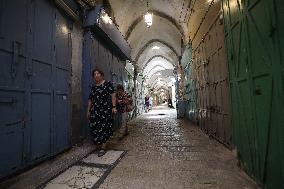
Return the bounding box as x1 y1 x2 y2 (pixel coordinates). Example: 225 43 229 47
144 1 152 28
100 9 112 24
144 12 152 28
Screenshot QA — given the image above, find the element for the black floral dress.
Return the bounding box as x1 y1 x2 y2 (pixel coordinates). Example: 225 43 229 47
88 81 114 145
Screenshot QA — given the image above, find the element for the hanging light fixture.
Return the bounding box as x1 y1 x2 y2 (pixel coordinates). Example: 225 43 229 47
152 46 160 50
144 12 152 28
100 9 113 24
144 1 152 28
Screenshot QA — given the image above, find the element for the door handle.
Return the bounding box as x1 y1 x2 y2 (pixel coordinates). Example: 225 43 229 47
0 97 17 105
11 41 21 79
253 88 262 95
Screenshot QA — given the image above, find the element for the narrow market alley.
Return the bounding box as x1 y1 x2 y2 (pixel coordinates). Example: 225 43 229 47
0 0 283 188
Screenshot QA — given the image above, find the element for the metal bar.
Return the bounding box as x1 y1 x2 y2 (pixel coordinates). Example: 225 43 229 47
0 97 16 104
0 0 4 38
11 41 20 79
53 0 82 24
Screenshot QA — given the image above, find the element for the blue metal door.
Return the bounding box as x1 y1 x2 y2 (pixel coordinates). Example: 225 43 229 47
29 0 54 162
53 9 71 153
0 0 72 178
0 0 30 177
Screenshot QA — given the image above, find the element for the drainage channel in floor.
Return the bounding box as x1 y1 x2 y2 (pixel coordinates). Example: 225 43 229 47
41 150 127 189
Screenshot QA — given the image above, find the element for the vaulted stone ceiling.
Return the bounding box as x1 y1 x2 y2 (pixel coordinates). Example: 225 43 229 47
108 0 190 40
110 0 189 93
98 0 193 93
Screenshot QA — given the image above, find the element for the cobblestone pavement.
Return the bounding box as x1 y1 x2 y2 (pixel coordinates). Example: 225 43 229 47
1 105 260 189
100 104 259 189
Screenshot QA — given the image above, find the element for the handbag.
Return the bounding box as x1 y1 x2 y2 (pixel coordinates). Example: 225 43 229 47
126 96 134 112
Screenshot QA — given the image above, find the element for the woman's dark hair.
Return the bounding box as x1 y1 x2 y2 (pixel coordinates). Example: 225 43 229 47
92 68 104 77
116 84 124 91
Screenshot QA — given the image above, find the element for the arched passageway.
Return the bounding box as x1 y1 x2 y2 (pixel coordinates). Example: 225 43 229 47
0 0 283 189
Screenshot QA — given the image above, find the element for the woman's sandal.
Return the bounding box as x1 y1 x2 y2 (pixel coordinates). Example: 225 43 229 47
97 149 106 157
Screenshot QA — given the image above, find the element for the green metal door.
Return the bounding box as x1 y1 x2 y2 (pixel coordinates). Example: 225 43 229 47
222 0 284 188
181 45 198 121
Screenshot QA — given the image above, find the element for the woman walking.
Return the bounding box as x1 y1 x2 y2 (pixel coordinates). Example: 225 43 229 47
86 69 117 157
145 95 150 112
116 84 129 140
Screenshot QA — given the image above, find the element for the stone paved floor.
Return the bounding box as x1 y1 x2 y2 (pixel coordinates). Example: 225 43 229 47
0 104 260 189
101 104 259 189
